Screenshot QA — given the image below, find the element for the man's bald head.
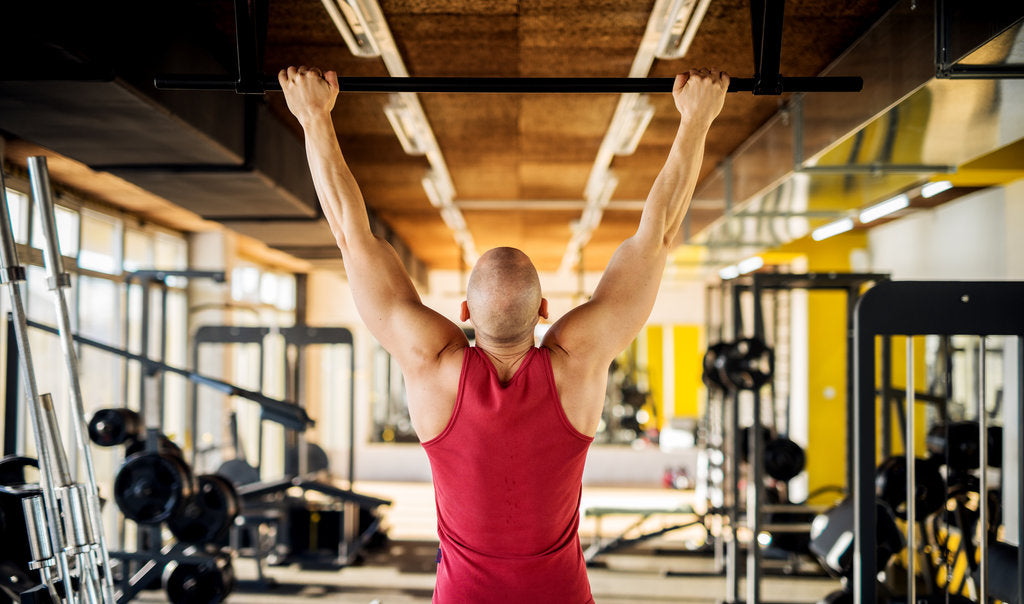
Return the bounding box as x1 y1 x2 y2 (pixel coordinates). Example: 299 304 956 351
464 247 545 343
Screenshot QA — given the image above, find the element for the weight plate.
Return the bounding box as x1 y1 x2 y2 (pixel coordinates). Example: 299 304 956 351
718 337 774 391
764 437 806 482
702 343 732 392
88 408 143 447
126 434 183 459
168 475 240 544
163 556 235 604
114 453 194 524
874 456 945 520
926 421 1002 470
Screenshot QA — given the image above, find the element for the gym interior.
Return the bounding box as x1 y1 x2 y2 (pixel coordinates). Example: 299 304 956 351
1 1 1022 603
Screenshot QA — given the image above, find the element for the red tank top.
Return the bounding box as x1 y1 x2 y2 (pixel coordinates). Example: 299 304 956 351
422 346 595 603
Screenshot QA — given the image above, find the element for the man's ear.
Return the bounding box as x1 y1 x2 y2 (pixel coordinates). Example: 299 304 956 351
460 300 470 322
539 298 549 320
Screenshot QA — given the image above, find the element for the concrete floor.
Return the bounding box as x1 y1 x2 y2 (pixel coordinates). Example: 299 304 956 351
136 482 843 603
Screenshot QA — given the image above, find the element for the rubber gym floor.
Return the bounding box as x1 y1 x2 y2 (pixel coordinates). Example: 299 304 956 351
135 483 840 604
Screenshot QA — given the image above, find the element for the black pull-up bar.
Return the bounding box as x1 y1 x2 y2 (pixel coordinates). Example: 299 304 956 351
154 74 862 95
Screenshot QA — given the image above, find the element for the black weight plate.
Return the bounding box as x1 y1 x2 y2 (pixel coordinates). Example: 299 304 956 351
702 343 733 391
114 453 194 524
926 421 1002 470
764 437 806 482
0 456 37 486
719 337 774 391
875 456 945 520
168 475 240 544
163 556 234 604
125 434 183 459
88 408 143 447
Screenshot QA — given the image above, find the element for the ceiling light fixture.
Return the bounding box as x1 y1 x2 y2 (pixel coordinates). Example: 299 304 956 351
383 94 428 155
718 264 740 280
920 180 954 198
421 170 454 209
811 217 854 241
321 0 380 57
656 0 714 59
859 193 909 224
611 96 656 155
737 255 764 274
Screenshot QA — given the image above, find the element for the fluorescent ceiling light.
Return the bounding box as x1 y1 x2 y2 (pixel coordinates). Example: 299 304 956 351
718 265 740 280
656 0 713 59
737 256 764 274
811 217 854 241
612 96 656 155
421 170 453 208
321 0 380 57
383 95 427 155
859 194 909 224
921 180 954 198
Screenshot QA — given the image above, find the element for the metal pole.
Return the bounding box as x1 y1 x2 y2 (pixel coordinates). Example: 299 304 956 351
978 336 988 603
28 156 116 602
727 390 741 603
1017 336 1024 604
747 391 763 604
880 335 892 459
153 74 864 94
906 336 916 604
0 165 76 602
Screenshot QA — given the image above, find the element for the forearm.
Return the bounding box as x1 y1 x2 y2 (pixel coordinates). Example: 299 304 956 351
299 111 424 312
300 111 373 251
638 115 712 247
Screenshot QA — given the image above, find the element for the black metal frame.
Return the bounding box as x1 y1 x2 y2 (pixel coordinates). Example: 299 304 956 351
935 0 1024 80
3 314 19 456
721 272 888 603
190 324 356 483
852 281 1024 603
154 0 862 96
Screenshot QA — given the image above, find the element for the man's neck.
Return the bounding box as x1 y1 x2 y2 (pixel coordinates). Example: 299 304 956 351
475 334 536 381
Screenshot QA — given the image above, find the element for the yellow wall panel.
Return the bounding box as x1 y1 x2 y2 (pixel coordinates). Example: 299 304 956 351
673 325 703 419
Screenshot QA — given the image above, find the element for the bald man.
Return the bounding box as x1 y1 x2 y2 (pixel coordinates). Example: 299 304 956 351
280 66 729 603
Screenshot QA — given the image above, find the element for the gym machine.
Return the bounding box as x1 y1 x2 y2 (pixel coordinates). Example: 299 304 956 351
848 281 1024 604
0 157 115 602
189 324 390 575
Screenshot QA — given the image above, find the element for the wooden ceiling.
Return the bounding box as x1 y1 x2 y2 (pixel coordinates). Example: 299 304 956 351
232 0 896 271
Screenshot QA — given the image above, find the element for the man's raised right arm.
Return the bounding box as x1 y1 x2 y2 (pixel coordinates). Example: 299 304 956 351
279 66 466 367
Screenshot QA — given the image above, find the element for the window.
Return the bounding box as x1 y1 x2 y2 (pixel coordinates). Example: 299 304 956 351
78 209 122 274
4 188 30 244
0 185 189 551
